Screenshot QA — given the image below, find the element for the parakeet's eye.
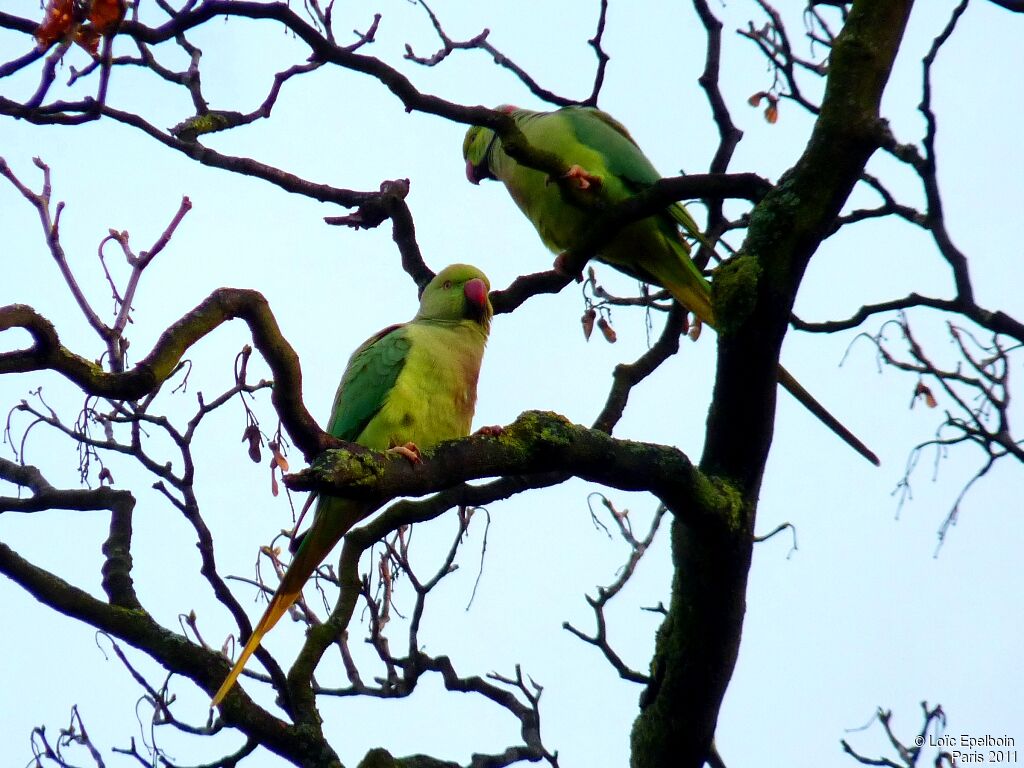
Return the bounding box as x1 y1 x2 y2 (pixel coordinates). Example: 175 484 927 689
443 280 453 289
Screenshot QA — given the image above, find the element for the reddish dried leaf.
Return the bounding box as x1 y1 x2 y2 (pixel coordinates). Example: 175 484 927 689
765 102 779 124
89 0 125 34
913 382 938 409
35 0 74 49
98 467 114 485
271 470 279 497
36 0 124 56
75 26 100 56
81 0 124 55
748 91 766 107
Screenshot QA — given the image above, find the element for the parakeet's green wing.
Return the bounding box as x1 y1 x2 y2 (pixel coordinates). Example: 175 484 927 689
562 108 704 242
553 107 711 315
326 324 410 441
560 107 661 188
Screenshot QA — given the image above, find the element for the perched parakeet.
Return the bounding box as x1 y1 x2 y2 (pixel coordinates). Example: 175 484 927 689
211 264 493 707
463 105 878 466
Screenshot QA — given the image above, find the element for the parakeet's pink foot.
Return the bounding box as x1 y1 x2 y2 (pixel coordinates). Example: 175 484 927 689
474 425 504 438
563 164 601 190
553 252 585 282
388 442 422 464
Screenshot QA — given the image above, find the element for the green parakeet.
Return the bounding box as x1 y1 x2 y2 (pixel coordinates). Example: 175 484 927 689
212 264 493 707
463 105 878 466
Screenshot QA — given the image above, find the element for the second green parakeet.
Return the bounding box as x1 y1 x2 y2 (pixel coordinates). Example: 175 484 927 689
463 105 877 465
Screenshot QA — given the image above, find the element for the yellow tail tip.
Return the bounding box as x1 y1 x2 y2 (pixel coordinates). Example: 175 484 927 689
210 671 240 708
209 588 303 708
210 640 260 707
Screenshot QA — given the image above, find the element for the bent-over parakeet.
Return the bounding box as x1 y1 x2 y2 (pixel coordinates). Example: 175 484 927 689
212 263 493 706
463 106 877 465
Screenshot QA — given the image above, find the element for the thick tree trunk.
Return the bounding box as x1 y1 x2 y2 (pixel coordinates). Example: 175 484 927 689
630 2 915 765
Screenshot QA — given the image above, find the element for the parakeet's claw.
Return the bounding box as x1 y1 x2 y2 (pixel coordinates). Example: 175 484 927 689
388 442 422 464
474 425 504 438
553 252 585 282
563 164 601 190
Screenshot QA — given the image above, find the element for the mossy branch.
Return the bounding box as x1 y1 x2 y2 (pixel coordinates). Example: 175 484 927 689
286 410 738 529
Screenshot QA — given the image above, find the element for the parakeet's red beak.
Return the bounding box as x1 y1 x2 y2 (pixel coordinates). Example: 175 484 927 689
466 158 487 185
464 278 488 310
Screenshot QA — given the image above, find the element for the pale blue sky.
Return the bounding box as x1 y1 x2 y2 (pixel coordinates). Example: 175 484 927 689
1 1 1021 766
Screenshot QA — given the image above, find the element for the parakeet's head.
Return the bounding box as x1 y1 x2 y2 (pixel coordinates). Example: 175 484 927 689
463 125 498 185
417 263 492 334
462 105 520 185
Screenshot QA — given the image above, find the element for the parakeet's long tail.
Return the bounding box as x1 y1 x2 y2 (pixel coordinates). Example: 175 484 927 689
652 240 879 466
210 500 364 707
777 365 879 466
644 236 716 327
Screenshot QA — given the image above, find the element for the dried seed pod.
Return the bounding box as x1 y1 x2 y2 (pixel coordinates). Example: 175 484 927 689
581 308 597 341
242 424 262 463
913 382 938 409
597 316 617 344
269 441 289 472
